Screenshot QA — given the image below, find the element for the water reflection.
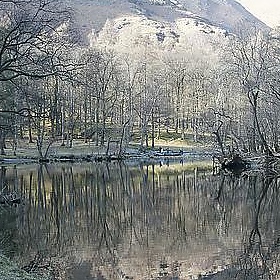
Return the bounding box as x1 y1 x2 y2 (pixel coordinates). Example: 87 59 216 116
0 162 279 279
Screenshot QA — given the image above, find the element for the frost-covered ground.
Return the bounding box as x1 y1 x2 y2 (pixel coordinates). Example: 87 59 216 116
0 255 48 280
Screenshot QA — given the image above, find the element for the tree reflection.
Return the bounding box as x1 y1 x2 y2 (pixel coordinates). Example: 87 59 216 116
211 169 280 280
0 162 279 279
235 172 280 280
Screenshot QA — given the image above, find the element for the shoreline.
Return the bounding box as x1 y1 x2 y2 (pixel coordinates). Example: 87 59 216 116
0 144 215 165
0 153 214 165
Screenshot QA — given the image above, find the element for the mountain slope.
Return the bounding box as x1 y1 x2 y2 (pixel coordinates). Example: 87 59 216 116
89 14 228 57
67 0 268 34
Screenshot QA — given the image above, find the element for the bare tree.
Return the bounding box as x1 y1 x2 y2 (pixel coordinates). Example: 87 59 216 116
227 31 275 156
0 0 78 156
0 0 74 81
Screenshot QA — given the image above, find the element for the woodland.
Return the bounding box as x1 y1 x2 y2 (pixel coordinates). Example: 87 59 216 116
0 0 280 166
0 1 280 279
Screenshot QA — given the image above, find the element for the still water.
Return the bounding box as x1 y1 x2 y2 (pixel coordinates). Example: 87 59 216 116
0 161 279 279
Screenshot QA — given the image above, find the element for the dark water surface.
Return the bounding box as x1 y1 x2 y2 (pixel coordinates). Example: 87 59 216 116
0 161 279 279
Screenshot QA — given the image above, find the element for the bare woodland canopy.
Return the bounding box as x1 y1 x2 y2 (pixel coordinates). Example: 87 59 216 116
0 0 280 158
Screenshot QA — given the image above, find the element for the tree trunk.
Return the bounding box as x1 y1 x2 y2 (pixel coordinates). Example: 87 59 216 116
151 110 155 148
0 130 6 155
252 105 273 156
28 117 33 143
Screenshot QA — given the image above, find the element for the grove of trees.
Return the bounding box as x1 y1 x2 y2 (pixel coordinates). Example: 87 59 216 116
0 0 280 159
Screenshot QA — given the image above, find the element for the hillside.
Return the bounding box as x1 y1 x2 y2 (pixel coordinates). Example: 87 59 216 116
89 14 229 58
65 0 269 58
67 0 268 34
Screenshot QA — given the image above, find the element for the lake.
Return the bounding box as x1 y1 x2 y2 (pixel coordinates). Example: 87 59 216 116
0 161 279 279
